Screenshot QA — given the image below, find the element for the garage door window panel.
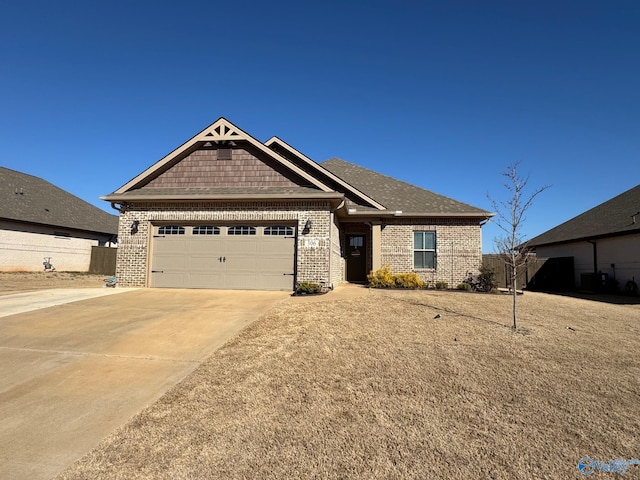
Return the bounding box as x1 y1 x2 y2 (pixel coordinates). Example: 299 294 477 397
264 226 294 236
158 226 185 235
193 226 220 235
228 226 256 235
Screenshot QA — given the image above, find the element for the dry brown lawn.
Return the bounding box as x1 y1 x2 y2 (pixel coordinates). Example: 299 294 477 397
0 271 107 295
58 289 640 479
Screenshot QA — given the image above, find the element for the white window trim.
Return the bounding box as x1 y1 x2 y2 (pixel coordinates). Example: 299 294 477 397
414 231 436 269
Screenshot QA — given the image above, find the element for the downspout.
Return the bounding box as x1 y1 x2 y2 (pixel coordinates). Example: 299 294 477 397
331 199 346 213
479 215 492 258
587 240 597 273
110 202 128 213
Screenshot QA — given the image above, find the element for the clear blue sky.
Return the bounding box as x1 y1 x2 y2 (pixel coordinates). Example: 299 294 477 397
1 1 638 252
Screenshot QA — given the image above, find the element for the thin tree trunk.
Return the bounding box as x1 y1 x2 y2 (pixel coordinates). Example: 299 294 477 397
512 263 517 330
488 162 549 331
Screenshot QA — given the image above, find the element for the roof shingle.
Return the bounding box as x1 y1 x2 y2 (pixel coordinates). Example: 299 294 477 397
321 158 490 216
528 184 640 247
0 167 118 235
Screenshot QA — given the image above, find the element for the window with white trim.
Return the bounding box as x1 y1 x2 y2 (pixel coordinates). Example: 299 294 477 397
193 226 220 235
228 226 256 235
414 231 436 269
264 226 294 236
158 226 185 235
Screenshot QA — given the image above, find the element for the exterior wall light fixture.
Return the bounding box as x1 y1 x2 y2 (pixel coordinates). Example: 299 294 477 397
302 219 312 234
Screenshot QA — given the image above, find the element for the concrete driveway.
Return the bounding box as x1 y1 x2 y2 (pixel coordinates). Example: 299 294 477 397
0 288 287 480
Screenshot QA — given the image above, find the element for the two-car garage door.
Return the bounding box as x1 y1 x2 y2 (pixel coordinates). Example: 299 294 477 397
150 224 295 291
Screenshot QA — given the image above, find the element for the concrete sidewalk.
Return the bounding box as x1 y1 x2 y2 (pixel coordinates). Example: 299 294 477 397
0 288 287 480
0 288 138 318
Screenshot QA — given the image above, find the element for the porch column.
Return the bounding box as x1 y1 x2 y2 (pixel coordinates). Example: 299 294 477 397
371 223 382 271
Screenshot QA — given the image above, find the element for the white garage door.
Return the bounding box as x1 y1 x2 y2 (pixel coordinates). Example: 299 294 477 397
150 224 295 291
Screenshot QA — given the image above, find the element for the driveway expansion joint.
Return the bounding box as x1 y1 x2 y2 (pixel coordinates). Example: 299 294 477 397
0 346 199 364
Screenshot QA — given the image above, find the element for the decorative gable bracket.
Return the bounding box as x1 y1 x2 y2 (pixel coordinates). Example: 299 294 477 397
199 121 243 142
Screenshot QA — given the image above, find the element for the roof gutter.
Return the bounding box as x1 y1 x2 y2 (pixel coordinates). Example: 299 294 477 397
101 192 345 208
479 214 494 226
110 202 127 213
529 226 640 249
343 208 494 219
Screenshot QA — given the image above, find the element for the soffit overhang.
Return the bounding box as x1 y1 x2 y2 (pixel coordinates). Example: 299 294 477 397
102 191 345 208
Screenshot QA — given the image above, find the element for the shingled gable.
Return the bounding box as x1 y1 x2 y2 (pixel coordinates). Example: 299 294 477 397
528 184 640 247
0 166 118 235
321 158 491 218
103 117 345 203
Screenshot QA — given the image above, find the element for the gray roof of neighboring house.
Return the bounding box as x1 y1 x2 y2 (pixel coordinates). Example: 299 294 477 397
0 167 119 235
528 184 640 247
321 158 490 216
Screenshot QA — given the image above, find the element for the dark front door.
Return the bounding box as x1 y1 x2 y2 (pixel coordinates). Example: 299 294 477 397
346 234 367 282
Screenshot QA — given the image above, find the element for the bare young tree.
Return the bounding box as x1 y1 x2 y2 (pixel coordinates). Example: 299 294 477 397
488 162 550 330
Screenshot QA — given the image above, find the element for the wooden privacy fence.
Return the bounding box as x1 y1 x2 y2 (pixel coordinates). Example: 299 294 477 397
482 254 541 289
89 246 117 275
482 255 575 292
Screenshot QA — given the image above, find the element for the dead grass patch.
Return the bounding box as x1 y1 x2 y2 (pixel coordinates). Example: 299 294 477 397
0 272 106 295
58 290 640 479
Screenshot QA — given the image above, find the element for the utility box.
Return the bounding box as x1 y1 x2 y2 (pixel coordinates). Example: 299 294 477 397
580 272 608 292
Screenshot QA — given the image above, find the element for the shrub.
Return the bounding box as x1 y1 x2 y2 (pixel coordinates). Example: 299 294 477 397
435 281 448 290
477 264 498 292
457 282 471 291
296 282 321 294
367 266 396 288
367 267 425 289
394 272 425 289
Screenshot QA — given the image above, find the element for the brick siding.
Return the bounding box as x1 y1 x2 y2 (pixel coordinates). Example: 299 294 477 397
329 213 344 287
116 204 483 289
380 218 482 287
116 201 333 288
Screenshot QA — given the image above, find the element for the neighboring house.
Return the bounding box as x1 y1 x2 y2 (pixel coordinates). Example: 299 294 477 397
103 118 492 291
0 167 119 272
528 184 640 291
